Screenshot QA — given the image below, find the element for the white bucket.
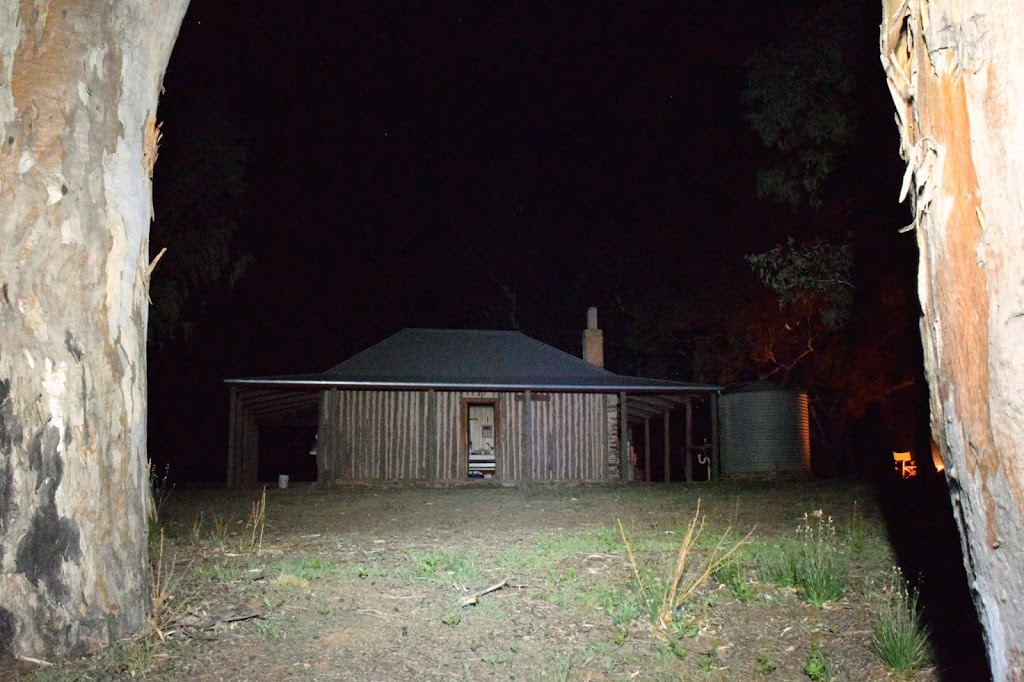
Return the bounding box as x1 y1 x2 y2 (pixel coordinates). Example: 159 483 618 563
278 474 289 489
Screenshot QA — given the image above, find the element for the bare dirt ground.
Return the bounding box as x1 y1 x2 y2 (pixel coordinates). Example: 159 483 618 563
13 482 943 681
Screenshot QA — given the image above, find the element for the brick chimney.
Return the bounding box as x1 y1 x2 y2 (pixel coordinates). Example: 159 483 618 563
582 306 604 368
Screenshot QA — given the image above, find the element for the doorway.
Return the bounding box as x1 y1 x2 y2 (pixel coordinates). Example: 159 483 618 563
465 402 497 479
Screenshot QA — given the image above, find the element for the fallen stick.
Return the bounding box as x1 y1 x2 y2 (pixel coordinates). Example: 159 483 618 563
460 578 511 607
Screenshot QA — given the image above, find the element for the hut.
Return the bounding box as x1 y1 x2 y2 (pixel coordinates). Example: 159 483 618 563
225 312 720 486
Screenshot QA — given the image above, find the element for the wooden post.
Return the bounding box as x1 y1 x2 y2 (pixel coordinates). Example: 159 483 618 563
523 390 533 484
663 408 671 483
241 407 259 487
644 417 652 483
684 398 693 483
315 390 330 485
710 391 720 481
227 388 239 488
619 392 629 480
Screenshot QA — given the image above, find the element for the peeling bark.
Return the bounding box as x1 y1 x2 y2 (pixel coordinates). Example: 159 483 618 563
0 0 188 659
881 1 1024 678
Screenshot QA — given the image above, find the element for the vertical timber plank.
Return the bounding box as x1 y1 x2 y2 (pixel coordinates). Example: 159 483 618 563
523 390 533 485
663 409 671 483
427 390 437 482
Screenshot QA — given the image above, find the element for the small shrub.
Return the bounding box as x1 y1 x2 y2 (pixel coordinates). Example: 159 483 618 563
871 566 931 672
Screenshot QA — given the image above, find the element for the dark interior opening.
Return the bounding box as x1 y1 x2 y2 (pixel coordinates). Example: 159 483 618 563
258 424 318 483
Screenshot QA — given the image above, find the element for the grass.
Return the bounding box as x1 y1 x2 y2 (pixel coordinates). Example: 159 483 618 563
22 484 920 681
792 511 846 606
871 566 931 672
408 548 480 585
750 511 846 607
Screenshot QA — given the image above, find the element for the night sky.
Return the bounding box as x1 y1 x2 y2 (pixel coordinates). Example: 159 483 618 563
147 2 916 482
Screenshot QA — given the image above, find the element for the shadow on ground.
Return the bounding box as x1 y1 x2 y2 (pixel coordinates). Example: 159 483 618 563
876 473 990 681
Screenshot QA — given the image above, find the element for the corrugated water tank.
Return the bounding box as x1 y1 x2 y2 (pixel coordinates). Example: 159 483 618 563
720 381 811 476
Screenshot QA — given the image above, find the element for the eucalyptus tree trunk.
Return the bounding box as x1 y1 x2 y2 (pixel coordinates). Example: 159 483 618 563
881 2 1024 678
0 0 188 659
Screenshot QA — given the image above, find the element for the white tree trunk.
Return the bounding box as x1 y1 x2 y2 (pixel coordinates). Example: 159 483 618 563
0 0 188 658
881 2 1024 678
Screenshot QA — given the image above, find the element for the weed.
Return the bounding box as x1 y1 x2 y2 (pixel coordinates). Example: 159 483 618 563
618 500 752 634
409 548 479 584
697 654 716 673
239 487 267 555
670 618 699 640
714 557 756 602
803 637 830 681
604 591 642 643
441 612 462 627
210 514 233 549
258 617 284 639
107 636 154 676
195 562 237 582
293 555 340 581
871 566 930 672
755 650 778 675
271 574 310 591
480 652 513 667
792 511 845 607
750 541 797 587
846 501 864 555
189 512 206 543
614 626 628 645
147 459 174 522
149 530 190 640
668 639 688 659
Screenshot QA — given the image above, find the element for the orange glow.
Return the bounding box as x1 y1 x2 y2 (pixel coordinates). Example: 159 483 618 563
931 439 945 472
893 451 918 478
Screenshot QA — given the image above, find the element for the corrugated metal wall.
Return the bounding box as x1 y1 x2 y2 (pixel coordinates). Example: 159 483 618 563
720 388 811 475
318 390 612 482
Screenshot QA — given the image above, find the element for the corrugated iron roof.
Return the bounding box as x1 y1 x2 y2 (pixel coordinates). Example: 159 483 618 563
226 328 719 394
